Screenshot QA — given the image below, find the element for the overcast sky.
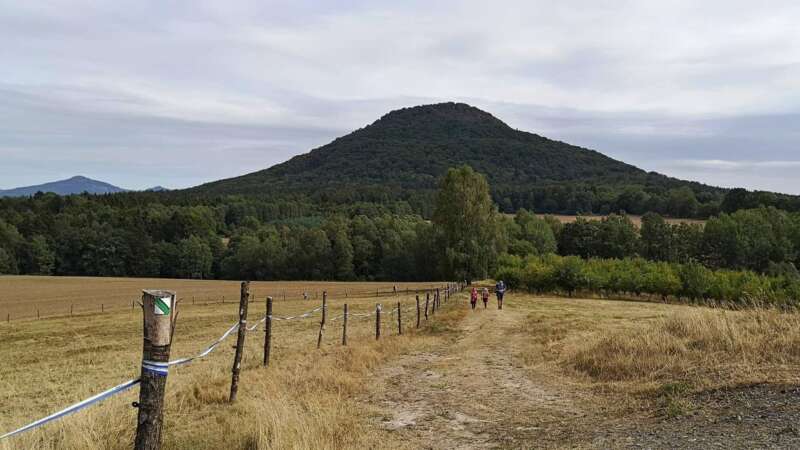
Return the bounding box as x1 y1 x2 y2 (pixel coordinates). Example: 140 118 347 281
2 0 799 193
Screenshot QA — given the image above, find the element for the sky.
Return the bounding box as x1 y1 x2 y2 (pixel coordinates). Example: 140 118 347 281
1 0 799 193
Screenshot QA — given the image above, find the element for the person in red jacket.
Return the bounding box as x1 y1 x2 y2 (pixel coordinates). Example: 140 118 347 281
470 287 478 310
481 287 489 308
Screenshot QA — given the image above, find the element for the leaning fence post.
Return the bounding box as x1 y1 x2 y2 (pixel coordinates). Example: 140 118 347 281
229 281 250 403
135 289 176 450
342 303 348 346
317 291 327 349
397 301 402 335
416 295 420 328
424 294 429 321
375 304 381 340
263 296 273 367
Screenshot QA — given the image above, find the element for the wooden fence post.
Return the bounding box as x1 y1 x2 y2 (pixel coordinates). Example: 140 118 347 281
397 301 402 335
70 304 74 316
342 303 348 346
263 296 272 367
424 294 429 321
134 289 176 450
436 288 440 309
101 303 104 313
229 281 250 403
37 308 40 320
317 291 327 349
375 304 381 340
416 295 420 328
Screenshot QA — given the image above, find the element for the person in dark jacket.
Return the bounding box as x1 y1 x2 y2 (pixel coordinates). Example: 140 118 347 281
495 280 506 310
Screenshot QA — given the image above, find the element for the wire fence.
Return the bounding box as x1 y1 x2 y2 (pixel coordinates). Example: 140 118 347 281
0 282 465 444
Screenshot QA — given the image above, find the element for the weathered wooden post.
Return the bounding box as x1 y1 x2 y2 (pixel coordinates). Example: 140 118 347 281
101 303 104 313
397 301 402 335
229 281 250 403
342 303 348 346
375 304 381 340
37 308 40 320
135 289 176 450
416 295 420 328
70 304 74 316
263 296 273 367
424 293 429 321
436 288 440 309
317 291 327 349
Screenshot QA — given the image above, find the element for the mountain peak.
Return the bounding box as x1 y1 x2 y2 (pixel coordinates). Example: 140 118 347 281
191 101 656 206
359 102 513 141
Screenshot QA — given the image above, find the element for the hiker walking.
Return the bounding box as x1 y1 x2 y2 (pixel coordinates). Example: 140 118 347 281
495 280 506 310
470 287 478 310
481 287 489 309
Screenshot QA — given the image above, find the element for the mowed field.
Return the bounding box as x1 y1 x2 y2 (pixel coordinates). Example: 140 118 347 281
538 214 706 227
2 277 800 448
500 213 706 227
0 276 442 321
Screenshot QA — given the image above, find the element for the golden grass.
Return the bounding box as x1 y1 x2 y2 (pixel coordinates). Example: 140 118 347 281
0 280 459 450
568 308 800 386
514 295 800 416
0 275 442 320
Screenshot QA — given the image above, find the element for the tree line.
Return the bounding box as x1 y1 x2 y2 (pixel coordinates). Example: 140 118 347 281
493 254 800 307
3 165 800 288
0 166 498 282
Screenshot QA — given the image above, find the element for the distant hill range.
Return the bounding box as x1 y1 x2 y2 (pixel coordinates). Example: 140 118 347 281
192 102 768 216
0 176 127 197
0 177 171 197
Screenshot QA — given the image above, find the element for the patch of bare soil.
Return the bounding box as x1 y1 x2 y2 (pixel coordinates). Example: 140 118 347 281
597 384 800 449
364 306 599 449
365 304 800 449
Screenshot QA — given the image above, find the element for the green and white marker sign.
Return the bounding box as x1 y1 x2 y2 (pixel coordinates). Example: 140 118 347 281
154 296 172 315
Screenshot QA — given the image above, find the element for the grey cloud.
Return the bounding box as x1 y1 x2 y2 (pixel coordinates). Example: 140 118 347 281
0 0 798 193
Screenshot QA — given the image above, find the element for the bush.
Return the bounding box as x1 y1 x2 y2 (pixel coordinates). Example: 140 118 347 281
492 253 799 307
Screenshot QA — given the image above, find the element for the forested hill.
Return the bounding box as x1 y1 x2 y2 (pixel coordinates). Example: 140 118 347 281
190 102 730 217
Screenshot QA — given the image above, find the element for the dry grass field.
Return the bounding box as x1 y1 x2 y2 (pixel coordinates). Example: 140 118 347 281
538 214 706 227
2 278 800 448
0 277 455 450
0 276 441 321
501 213 705 227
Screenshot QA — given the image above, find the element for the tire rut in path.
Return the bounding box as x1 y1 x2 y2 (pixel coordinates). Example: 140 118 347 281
364 306 591 449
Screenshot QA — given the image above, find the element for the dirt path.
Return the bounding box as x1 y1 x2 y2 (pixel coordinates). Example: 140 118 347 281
364 302 800 449
365 306 597 449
